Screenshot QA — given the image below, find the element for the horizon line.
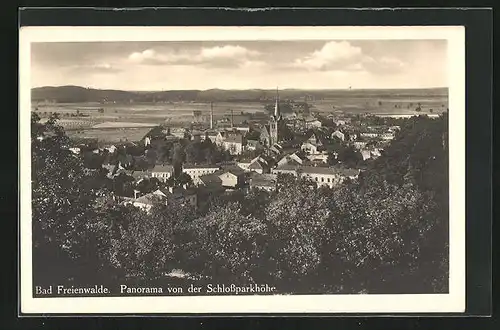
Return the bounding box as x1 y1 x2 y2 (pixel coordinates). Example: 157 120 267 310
31 85 449 92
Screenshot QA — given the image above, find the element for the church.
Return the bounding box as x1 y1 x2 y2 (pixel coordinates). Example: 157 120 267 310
260 88 286 147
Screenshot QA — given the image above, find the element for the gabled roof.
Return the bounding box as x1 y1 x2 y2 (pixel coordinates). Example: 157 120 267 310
224 133 243 144
250 173 277 187
248 160 264 170
151 164 174 173
183 163 220 170
220 165 246 176
199 173 223 187
134 193 165 205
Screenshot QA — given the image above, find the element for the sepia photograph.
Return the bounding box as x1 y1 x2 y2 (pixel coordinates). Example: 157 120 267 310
19 26 465 314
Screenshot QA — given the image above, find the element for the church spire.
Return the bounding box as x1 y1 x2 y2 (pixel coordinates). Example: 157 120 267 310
274 86 280 118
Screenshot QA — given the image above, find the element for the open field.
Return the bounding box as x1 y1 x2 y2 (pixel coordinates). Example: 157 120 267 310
33 88 448 143
67 127 153 144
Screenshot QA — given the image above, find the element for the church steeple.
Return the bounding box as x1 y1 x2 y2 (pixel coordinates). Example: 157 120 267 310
274 87 281 119
268 86 282 146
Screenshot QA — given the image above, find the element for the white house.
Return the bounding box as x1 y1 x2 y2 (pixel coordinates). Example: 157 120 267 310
353 141 367 150
305 119 322 129
301 132 327 155
331 130 345 141
272 165 359 188
360 132 380 139
222 133 244 155
182 164 220 181
218 167 245 188
150 164 174 182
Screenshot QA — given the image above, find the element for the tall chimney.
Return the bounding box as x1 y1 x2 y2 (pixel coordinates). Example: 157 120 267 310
210 102 214 129
230 109 234 128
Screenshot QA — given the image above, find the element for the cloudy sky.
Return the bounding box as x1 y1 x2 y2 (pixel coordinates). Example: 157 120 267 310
31 40 447 90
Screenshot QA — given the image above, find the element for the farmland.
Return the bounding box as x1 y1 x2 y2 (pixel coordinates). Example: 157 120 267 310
32 86 448 143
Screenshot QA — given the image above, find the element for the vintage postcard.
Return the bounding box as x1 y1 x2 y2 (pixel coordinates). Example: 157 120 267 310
19 26 465 314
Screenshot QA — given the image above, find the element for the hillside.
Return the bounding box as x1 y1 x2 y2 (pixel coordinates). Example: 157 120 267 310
32 85 448 104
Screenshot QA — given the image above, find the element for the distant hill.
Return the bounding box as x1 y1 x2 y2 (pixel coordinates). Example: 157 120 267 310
31 85 448 104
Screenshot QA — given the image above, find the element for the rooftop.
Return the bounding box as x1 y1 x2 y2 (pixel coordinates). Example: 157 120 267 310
183 163 220 169
151 164 174 173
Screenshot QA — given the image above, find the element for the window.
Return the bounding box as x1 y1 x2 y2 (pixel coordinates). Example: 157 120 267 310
327 178 331 183
315 177 318 182
321 177 324 182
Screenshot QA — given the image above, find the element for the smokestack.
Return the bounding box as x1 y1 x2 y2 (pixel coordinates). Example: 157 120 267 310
230 109 234 128
210 102 214 129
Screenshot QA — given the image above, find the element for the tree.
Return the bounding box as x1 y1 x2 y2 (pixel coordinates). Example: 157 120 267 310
185 141 203 164
176 172 193 187
264 176 332 291
188 203 268 283
337 145 362 167
31 114 115 284
172 142 186 171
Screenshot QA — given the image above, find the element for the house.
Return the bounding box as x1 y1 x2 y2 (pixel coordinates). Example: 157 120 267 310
331 130 345 141
248 159 266 174
202 130 219 143
305 119 322 129
271 164 300 177
218 166 246 188
215 131 226 147
170 128 187 139
150 164 174 182
360 132 380 139
353 141 368 150
245 139 262 151
301 132 327 155
277 152 304 167
196 172 224 190
249 173 277 192
388 126 401 133
306 153 329 163
381 132 395 141
222 133 244 155
182 164 220 181
125 192 165 213
361 150 372 161
226 126 250 133
269 144 282 155
300 166 360 188
371 148 382 159
68 147 81 155
153 187 198 210
130 170 150 182
236 158 253 172
272 165 360 188
105 145 117 153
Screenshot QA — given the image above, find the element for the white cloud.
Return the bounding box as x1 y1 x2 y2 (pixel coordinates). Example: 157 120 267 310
128 45 261 68
293 41 364 71
293 41 407 75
